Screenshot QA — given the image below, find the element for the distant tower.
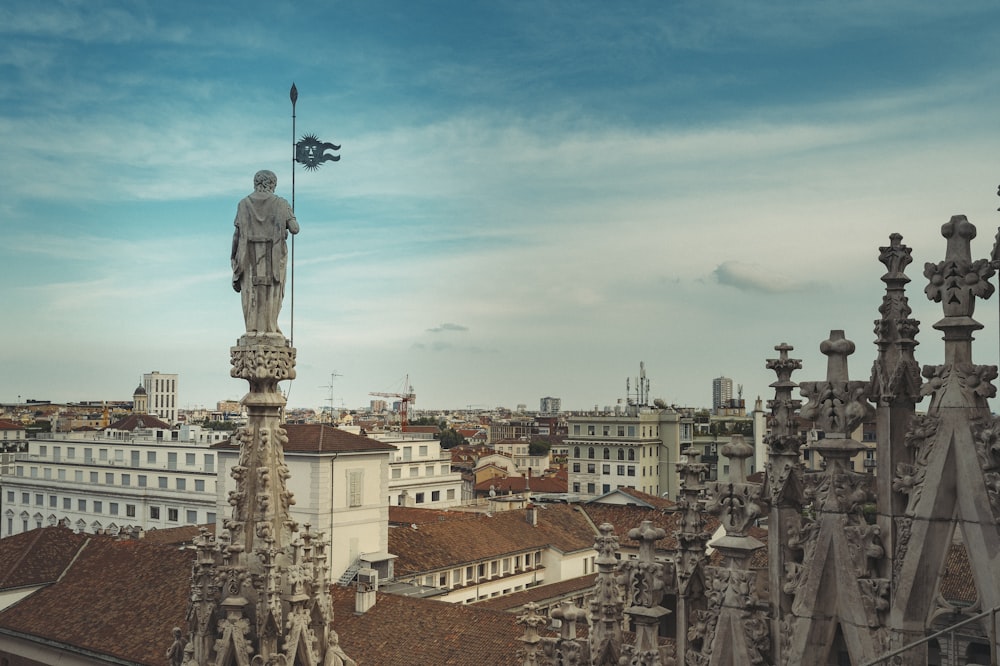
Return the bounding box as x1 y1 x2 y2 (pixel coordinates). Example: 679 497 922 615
132 383 148 415
712 376 733 412
539 396 561 415
142 371 178 423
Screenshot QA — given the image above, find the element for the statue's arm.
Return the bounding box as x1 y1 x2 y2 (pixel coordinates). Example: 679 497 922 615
231 207 242 292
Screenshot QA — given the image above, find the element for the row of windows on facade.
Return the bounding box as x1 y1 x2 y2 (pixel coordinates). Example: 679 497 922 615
572 424 665 438
571 446 643 461
7 512 213 537
6 505 216 534
399 445 434 461
390 463 452 479
412 550 545 590
8 491 214 518
13 468 213 492
34 445 215 470
572 463 640 477
396 488 456 505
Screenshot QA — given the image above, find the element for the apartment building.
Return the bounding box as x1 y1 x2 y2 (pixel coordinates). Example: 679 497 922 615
2 421 221 538
143 371 178 423
566 406 692 500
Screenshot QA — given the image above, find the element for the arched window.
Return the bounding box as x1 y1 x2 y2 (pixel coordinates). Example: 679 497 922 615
627 449 635 461
617 449 625 461
588 447 595 459
603 448 610 460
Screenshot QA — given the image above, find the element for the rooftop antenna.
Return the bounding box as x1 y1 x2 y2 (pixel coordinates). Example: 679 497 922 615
319 371 343 423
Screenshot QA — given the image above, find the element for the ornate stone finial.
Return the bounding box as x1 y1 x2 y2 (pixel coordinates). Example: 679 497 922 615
924 215 994 319
765 343 803 456
800 331 873 440
879 233 913 279
515 602 548 665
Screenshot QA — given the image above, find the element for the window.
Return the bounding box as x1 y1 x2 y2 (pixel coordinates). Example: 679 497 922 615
93 501 102 514
573 425 580 435
67 447 75 459
150 506 160 519
603 426 610 436
204 454 214 473
441 464 449 474
35 494 43 506
588 447 595 459
126 505 136 518
138 475 147 487
58 469 66 481
617 426 625 436
147 451 157 464
177 478 186 491
167 452 177 470
43 468 51 479
187 510 197 524
78 499 86 511
158 476 168 489
603 448 610 460
84 449 93 463
207 512 216 524
587 483 596 494
415 492 425 504
425 465 434 476
21 493 29 504
195 479 205 492
106 473 114 484
418 445 428 457
587 464 596 474
5 491 11 503
30 467 37 478
15 466 23 477
122 474 130 486
409 467 418 478
603 484 611 494
572 483 581 493
628 449 636 461
49 495 56 508
391 467 401 479
618 465 625 476
348 470 363 507
74 470 83 482
186 453 196 466
109 503 119 516
89 472 98 483
99 449 108 461
39 445 47 457
572 462 580 473
627 466 636 477
167 508 178 522
587 426 595 435
602 464 610 474
431 490 440 502
628 426 636 436
131 450 140 467
446 489 455 500
63 498 71 510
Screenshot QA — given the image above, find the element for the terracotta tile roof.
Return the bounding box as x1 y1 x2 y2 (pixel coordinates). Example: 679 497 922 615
0 526 88 589
214 424 397 454
388 506 467 526
0 419 23 430
332 586 530 665
593 487 676 510
940 541 976 605
473 574 598 611
139 523 216 546
389 505 595 576
106 413 173 431
580 504 687 550
474 475 568 494
0 533 191 665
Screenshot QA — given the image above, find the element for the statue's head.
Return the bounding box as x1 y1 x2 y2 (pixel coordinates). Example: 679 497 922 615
253 170 277 193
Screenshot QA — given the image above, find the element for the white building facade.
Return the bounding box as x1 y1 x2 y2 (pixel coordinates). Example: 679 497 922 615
2 423 221 538
143 371 178 423
566 407 693 500
374 432 464 508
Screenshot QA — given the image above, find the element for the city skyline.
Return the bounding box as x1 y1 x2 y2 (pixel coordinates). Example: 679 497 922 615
3 3 1000 412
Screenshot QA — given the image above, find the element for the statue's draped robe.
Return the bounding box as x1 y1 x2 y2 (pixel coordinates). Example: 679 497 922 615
231 191 298 334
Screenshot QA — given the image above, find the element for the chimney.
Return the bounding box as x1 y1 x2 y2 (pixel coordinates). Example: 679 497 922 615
355 568 378 614
526 504 538 527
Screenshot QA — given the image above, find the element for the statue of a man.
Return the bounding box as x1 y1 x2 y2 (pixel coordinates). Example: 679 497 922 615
231 170 299 335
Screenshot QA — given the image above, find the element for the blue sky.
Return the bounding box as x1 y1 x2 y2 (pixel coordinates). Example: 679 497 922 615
3 1 1000 413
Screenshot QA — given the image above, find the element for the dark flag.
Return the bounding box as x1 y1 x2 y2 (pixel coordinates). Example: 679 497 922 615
295 133 341 170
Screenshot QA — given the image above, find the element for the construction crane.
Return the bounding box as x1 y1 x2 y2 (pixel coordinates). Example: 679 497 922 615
370 375 415 432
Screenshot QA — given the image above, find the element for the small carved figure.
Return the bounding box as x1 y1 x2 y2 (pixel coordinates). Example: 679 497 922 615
231 170 299 335
166 627 185 666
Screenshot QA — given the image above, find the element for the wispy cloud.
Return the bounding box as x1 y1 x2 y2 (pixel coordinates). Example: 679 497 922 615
426 323 468 333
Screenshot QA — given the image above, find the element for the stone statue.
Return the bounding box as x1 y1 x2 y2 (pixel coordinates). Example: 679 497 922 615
166 627 185 666
231 170 299 335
